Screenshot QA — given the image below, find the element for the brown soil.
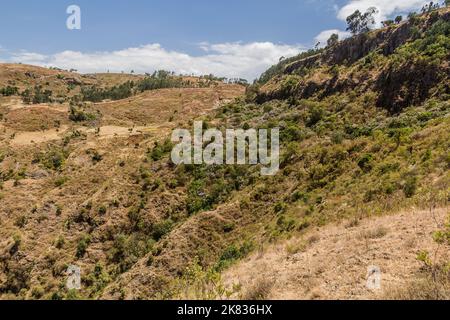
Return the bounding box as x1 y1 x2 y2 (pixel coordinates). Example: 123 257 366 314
222 207 449 300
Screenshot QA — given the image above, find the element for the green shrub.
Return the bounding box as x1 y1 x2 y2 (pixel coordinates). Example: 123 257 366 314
276 215 297 232
152 219 174 241
186 180 209 215
306 105 324 127
109 234 154 273
14 215 28 228
69 106 96 122
281 124 304 143
149 139 173 161
98 206 107 215
76 234 91 258
91 151 103 163
403 175 418 198
274 201 287 213
291 190 307 203
215 241 253 271
84 264 111 296
34 149 67 171
331 131 344 144
54 176 69 187
0 86 19 96
54 235 65 249
55 205 63 216
127 207 144 231
358 154 374 172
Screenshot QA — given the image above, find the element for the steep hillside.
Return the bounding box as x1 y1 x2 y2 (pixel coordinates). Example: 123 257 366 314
0 8 449 301
257 8 450 114
101 8 449 300
0 66 244 299
222 207 449 300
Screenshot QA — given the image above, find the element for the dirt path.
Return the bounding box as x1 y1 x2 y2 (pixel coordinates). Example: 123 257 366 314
9 124 170 146
223 207 449 300
84 125 163 138
11 126 69 146
2 98 68 112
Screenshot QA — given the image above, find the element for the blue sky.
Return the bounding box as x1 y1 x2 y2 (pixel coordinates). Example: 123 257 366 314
0 0 431 79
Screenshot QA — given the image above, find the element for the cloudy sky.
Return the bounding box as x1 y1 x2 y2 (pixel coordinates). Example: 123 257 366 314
0 0 433 80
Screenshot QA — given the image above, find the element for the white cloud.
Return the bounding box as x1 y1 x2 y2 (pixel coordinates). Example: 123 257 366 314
314 0 429 47
337 0 430 26
6 42 304 80
11 51 47 63
314 29 351 47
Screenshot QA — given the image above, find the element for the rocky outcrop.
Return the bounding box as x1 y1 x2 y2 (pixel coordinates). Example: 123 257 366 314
257 9 450 112
376 60 449 113
283 9 450 72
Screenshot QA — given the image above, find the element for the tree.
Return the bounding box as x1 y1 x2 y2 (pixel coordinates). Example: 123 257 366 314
21 89 32 104
327 33 339 47
0 86 19 96
382 20 394 27
445 0 450 7
421 1 440 13
395 15 403 24
346 7 379 35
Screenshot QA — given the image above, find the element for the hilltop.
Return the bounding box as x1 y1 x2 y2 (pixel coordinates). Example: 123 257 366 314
0 8 449 300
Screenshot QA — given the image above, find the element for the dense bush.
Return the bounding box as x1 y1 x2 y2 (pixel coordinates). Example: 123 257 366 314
0 86 19 96
136 70 187 92
20 86 52 104
215 241 253 271
148 139 173 161
76 234 91 258
69 106 96 122
109 234 154 273
152 219 174 241
33 148 68 171
81 81 134 102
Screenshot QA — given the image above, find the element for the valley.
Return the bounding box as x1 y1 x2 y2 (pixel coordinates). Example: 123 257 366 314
0 7 449 301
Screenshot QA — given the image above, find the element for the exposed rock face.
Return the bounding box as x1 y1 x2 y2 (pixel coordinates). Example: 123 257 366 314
287 10 449 72
323 22 413 66
284 54 321 74
280 20 417 78
258 10 449 113
64 77 83 86
376 60 448 113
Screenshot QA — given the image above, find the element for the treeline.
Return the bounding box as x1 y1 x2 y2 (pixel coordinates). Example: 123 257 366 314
80 70 193 102
136 70 188 92
1 85 54 104
9 69 238 105
81 81 134 102
21 86 53 104
199 74 249 85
